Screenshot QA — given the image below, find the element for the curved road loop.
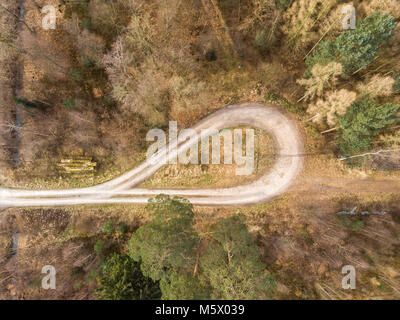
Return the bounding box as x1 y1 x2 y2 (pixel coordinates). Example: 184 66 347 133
0 103 304 207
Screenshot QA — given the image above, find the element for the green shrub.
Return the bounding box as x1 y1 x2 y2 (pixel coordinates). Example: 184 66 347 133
101 221 114 235
254 29 269 49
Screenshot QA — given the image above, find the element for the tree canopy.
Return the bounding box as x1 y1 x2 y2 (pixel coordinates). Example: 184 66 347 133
337 100 399 156
95 253 161 300
305 11 397 76
200 215 275 299
127 194 198 281
127 195 275 300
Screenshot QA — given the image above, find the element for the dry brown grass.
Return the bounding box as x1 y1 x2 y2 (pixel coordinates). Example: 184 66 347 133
141 127 274 189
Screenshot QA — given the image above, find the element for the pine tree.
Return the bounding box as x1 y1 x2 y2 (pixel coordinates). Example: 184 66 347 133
337 100 399 155
199 214 275 299
95 253 161 300
127 195 198 281
305 11 397 76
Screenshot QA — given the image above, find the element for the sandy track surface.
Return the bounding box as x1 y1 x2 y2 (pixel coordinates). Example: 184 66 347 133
0 103 304 207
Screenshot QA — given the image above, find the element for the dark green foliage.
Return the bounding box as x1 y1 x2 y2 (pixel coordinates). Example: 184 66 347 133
70 266 85 280
127 196 274 300
199 215 275 299
81 57 93 68
102 95 116 109
127 195 198 281
13 97 38 109
254 29 269 49
117 222 128 235
159 270 210 300
127 195 208 299
305 11 397 76
81 17 91 30
304 41 337 77
337 101 399 156
95 253 161 300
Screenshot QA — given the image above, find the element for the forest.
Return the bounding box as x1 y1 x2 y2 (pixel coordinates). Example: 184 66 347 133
0 0 399 300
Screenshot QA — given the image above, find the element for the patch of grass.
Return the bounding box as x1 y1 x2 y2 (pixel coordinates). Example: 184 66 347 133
63 98 76 110
338 216 364 231
299 229 314 245
265 93 303 114
276 0 293 11
29 278 42 290
69 68 84 82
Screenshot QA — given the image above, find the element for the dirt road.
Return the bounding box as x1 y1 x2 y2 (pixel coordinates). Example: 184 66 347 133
0 103 304 207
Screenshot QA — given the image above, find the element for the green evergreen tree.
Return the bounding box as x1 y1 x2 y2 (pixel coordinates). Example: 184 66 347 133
159 270 210 300
305 11 397 76
127 195 198 281
95 253 161 300
199 215 275 300
337 100 399 155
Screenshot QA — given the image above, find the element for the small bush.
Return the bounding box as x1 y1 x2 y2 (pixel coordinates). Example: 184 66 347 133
101 221 114 235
